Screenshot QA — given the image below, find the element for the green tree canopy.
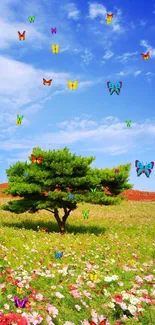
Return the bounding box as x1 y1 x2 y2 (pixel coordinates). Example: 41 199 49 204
2 147 133 232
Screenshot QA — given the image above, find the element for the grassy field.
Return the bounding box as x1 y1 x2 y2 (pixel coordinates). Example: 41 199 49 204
0 197 155 325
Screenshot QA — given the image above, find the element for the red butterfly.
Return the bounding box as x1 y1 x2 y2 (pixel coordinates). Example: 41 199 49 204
31 155 43 164
18 31 25 40
89 321 107 325
141 52 150 60
43 78 52 86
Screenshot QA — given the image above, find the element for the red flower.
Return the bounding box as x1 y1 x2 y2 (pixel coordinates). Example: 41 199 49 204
113 294 123 303
68 285 77 290
0 313 28 325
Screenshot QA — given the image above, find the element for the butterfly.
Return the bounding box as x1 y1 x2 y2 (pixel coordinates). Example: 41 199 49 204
54 252 63 259
16 287 22 294
115 169 119 173
89 274 98 281
68 80 78 90
141 52 150 60
43 78 52 86
41 227 48 232
51 27 57 34
23 172 28 177
18 31 25 41
82 210 90 219
51 44 59 53
28 16 35 23
135 160 154 178
16 115 23 125
14 297 28 308
106 13 114 24
90 188 97 193
68 193 75 200
31 155 43 164
126 120 131 127
107 81 122 95
89 320 107 325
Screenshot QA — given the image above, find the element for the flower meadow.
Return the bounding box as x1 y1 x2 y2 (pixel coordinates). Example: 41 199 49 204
0 197 155 325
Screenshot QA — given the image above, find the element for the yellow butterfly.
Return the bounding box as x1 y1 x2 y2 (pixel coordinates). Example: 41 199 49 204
51 44 59 53
89 274 98 281
16 287 22 294
68 80 78 90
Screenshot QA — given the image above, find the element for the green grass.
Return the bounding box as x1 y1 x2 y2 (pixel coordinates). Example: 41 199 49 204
0 197 155 325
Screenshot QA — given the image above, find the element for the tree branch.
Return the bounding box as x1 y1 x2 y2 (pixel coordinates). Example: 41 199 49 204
62 207 71 223
44 208 54 214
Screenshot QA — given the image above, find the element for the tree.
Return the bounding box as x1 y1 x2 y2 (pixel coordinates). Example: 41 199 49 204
2 147 133 233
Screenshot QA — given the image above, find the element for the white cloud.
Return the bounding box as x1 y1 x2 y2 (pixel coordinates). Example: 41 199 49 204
88 2 107 19
103 50 114 59
1 117 155 156
134 70 142 77
63 3 80 20
116 51 138 63
81 48 93 65
0 18 48 50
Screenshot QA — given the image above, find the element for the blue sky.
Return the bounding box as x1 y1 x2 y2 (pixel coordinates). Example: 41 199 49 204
0 0 155 191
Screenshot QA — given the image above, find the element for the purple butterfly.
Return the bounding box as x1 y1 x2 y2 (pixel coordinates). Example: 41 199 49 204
115 169 119 173
51 27 57 34
14 296 28 308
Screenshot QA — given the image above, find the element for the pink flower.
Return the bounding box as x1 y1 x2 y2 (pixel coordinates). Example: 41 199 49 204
46 304 58 318
135 276 143 283
144 274 154 282
35 294 43 301
75 305 81 311
69 290 82 299
83 290 92 299
29 312 43 325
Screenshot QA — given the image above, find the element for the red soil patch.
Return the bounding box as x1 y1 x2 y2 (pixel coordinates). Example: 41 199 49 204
0 183 155 201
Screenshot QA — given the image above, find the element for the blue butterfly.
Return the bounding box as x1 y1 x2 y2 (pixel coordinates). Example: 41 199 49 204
54 252 63 259
68 193 74 200
107 81 122 95
23 172 28 177
135 160 154 178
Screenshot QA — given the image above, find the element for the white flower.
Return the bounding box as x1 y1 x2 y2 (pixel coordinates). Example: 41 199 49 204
128 304 137 315
130 296 140 305
75 304 81 311
55 292 64 299
108 302 115 308
4 304 10 310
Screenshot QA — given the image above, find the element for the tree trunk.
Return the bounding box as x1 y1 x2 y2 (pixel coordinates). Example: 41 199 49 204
54 207 71 233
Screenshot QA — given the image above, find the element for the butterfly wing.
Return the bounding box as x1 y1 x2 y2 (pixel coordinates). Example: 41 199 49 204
141 53 145 59
95 274 98 280
99 321 107 325
48 79 52 85
68 81 72 89
21 298 28 308
43 78 46 85
135 160 144 169
31 154 37 163
115 81 122 95
147 51 150 59
60 252 63 258
36 156 43 164
14 296 20 308
107 82 115 95
135 160 144 177
144 168 151 178
56 44 59 53
145 162 154 170
89 322 97 325
73 81 78 89
22 31 25 40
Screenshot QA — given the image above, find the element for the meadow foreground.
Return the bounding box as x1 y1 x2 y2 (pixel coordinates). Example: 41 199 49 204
0 197 155 325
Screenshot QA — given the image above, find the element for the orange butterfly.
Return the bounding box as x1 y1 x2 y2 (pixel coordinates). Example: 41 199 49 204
18 31 25 40
106 13 114 24
43 78 52 86
89 321 107 325
141 52 150 60
31 155 43 164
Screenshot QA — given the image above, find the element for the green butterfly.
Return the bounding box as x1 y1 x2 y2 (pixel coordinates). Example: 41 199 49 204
82 210 90 219
90 188 97 193
28 16 35 23
126 120 131 127
16 115 23 125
